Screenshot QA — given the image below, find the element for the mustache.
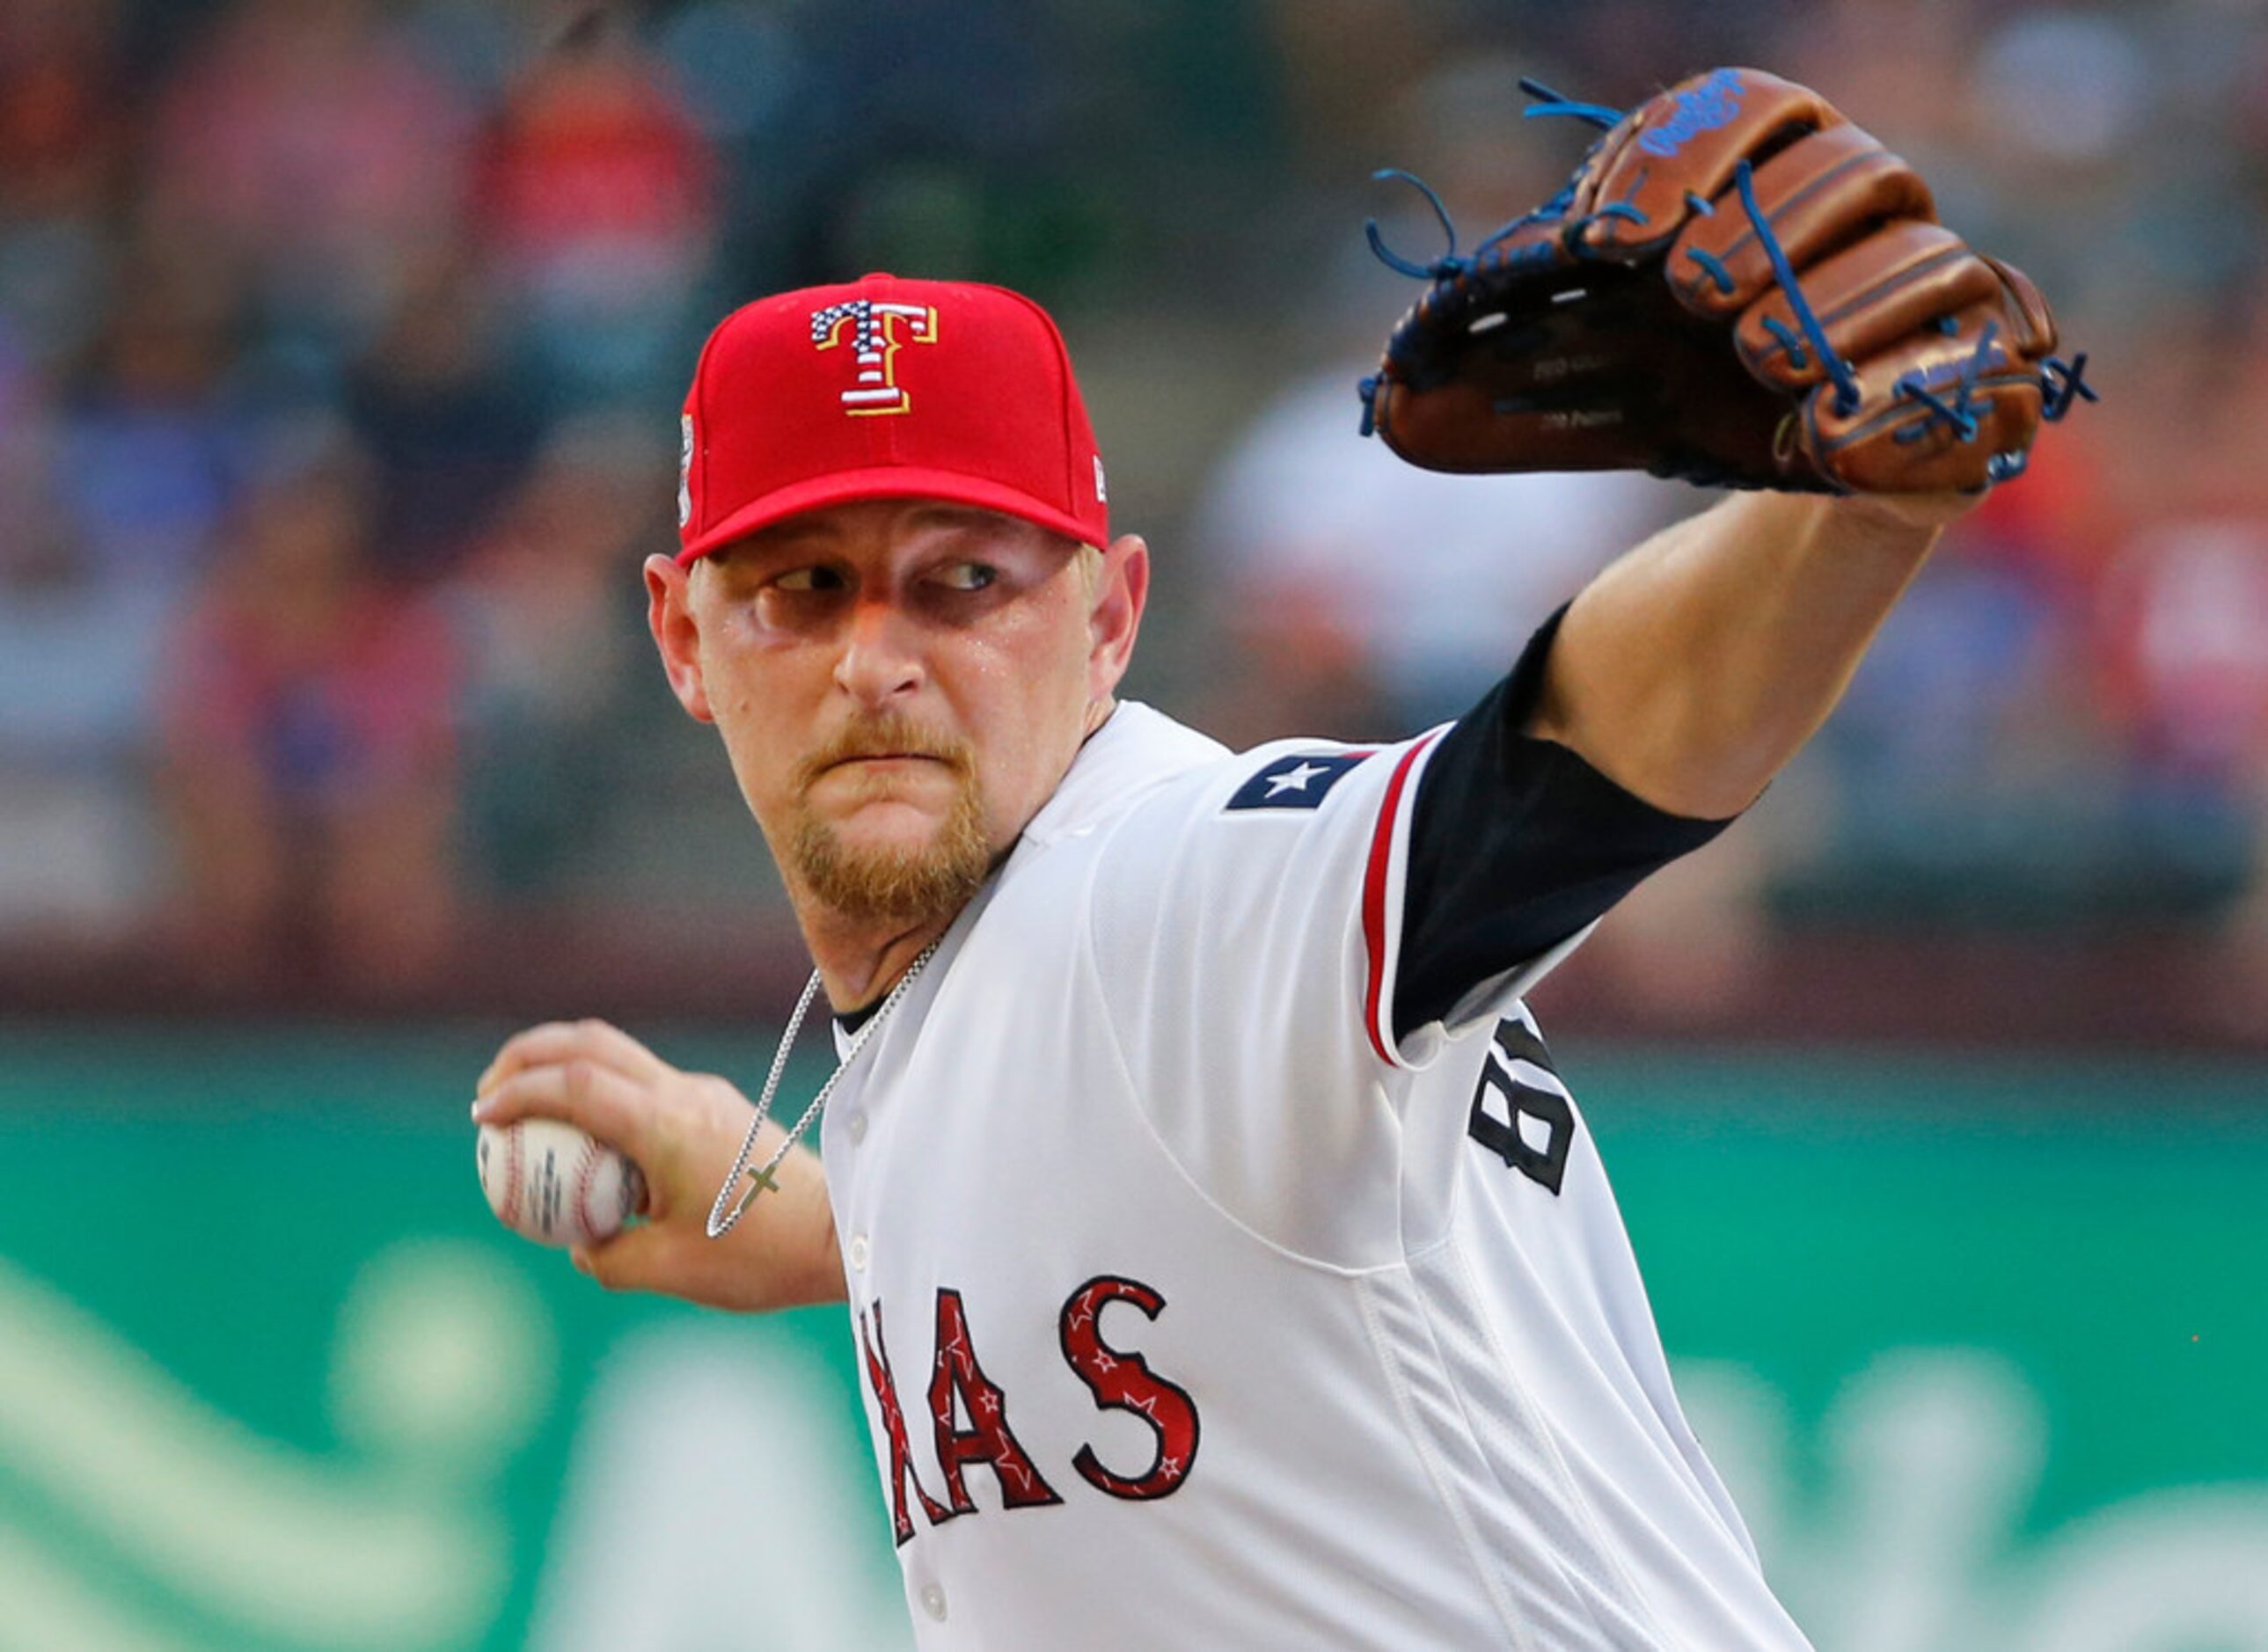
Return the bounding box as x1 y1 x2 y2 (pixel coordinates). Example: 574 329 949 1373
796 714 972 787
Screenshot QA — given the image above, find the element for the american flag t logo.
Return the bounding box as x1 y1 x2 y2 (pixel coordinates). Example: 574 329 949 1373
811 300 940 416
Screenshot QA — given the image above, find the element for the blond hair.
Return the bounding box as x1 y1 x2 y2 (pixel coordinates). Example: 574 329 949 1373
1074 541 1105 597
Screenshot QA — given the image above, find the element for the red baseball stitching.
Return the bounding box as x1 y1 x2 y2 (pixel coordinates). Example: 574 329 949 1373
573 1134 605 1241
502 1125 523 1231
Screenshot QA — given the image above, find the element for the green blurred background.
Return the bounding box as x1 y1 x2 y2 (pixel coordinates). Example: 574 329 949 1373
4 1030 2264 1649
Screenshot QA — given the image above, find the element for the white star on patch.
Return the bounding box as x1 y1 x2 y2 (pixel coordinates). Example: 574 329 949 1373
1265 761 1330 798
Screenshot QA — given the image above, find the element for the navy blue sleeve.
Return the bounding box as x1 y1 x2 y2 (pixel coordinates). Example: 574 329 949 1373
1393 605 1736 1039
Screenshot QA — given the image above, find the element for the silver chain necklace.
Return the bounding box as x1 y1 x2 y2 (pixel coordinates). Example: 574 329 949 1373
705 938 941 1238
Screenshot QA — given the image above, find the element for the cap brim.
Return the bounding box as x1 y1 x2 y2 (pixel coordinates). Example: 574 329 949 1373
678 467 1102 565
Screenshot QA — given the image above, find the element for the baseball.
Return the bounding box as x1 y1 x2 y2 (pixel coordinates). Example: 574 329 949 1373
476 1118 646 1249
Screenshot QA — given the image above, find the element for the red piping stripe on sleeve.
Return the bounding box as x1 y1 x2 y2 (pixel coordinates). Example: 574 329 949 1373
1360 732 1441 1064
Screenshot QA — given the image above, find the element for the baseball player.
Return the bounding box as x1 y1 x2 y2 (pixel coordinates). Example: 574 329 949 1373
474 71 2081 1649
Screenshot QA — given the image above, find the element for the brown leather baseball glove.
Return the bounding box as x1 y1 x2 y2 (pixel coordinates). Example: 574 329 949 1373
1358 68 2094 493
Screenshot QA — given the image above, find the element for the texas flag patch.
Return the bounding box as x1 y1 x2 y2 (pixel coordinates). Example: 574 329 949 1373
1225 751 1373 812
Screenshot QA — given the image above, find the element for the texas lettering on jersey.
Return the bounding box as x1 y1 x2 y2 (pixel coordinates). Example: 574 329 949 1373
858 1275 1201 1546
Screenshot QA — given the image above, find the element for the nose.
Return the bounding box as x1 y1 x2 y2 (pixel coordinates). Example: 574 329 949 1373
831 591 925 709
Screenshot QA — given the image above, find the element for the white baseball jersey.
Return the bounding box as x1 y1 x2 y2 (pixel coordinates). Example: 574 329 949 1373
817 701 1811 1649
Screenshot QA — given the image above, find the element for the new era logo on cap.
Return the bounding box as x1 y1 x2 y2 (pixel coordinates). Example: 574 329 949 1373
677 274 1109 564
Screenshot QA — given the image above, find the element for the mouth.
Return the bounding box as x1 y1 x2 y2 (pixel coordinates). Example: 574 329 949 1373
807 751 964 796
798 720 972 794
829 752 950 771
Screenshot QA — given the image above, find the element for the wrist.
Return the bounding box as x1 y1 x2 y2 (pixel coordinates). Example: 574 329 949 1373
1823 488 1979 536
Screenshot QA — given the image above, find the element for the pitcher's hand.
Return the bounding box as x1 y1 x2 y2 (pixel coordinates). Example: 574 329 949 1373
474 1020 845 1312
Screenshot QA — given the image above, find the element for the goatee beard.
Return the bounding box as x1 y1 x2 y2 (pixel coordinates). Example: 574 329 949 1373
787 786 990 925
786 715 991 926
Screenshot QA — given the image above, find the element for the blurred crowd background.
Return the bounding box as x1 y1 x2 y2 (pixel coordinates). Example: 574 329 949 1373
4 0 2265 1041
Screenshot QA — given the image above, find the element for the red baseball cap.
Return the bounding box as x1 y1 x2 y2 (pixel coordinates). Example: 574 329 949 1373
675 273 1109 564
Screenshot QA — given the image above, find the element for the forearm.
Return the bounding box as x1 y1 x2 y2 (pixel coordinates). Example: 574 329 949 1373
722 1136 849 1312
1525 490 1964 819
619 1118 847 1314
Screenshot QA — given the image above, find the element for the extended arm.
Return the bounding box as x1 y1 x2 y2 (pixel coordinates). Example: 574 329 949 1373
1526 490 1966 820
1391 488 1966 1039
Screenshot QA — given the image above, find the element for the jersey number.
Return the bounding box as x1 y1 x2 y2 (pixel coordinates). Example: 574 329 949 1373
1467 1018 1574 1195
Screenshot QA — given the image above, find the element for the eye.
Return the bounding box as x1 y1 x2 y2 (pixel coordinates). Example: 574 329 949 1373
774 566 847 593
935 561 998 592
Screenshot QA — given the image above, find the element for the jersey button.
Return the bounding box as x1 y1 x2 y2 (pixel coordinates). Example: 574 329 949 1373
920 1583 947 1622
847 1112 868 1144
848 1232 869 1271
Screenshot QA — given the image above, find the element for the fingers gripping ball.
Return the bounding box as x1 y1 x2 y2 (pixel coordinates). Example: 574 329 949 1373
477 1118 647 1249
1359 67 2095 493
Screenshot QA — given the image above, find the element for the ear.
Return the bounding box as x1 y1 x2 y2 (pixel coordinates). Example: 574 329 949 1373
644 553 714 723
1086 532 1149 701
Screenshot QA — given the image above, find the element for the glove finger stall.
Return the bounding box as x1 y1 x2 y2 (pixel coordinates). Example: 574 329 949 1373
1980 255 2060 358
1670 123 1937 318
1803 283 2049 492
1806 375 2043 493
1577 68 1843 260
1736 222 2001 394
